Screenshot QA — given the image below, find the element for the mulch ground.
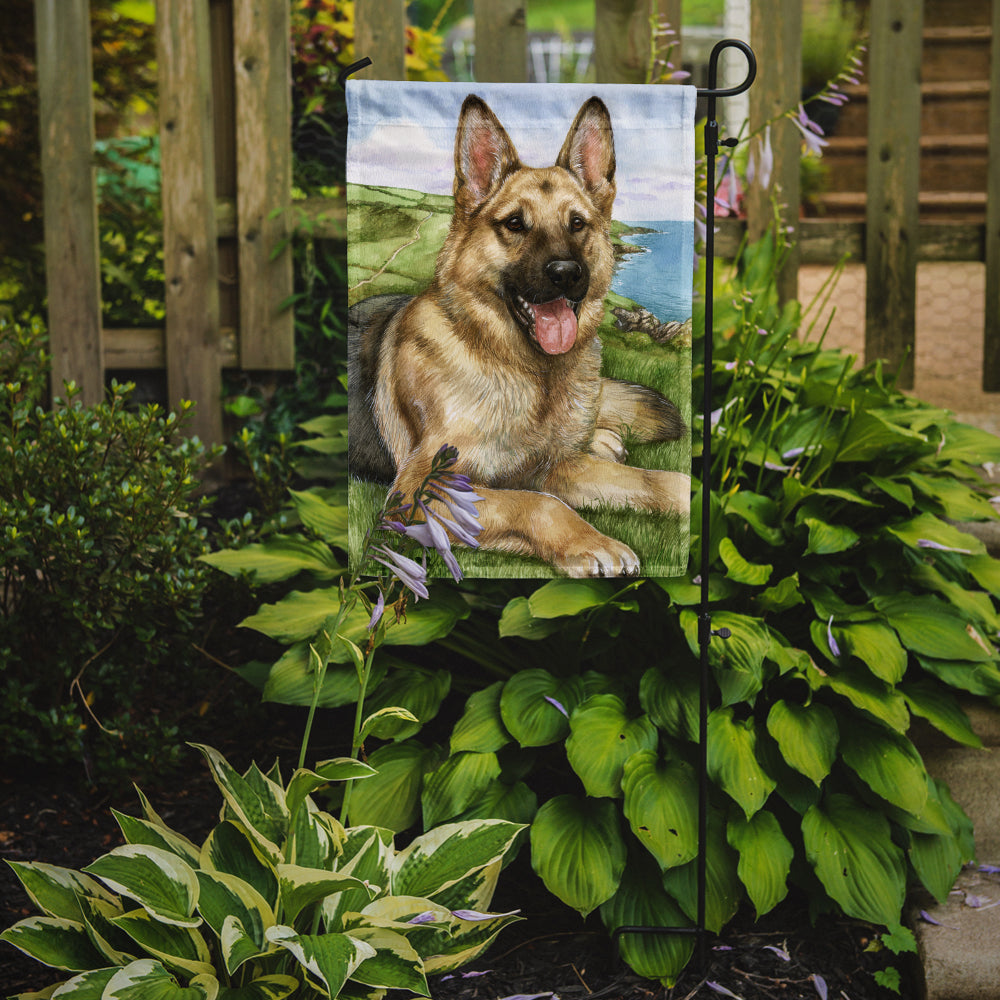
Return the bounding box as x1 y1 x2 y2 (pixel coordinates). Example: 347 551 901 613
1 740 912 1000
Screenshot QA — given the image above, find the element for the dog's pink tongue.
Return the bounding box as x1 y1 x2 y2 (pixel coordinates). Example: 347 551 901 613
531 298 577 354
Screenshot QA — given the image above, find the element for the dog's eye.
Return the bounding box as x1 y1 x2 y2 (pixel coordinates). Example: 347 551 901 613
504 214 525 232
569 215 586 232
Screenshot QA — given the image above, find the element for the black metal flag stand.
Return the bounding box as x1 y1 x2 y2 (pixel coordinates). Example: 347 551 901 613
340 38 758 974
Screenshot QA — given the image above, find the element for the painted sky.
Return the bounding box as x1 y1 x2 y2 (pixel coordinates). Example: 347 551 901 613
346 80 697 223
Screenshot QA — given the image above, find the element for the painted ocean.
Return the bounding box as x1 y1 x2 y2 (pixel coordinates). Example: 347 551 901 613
611 219 694 324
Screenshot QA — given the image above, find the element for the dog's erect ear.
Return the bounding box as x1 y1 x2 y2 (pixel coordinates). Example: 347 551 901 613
454 95 521 214
556 97 616 213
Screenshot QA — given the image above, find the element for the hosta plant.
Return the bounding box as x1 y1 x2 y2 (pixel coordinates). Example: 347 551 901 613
1 744 523 999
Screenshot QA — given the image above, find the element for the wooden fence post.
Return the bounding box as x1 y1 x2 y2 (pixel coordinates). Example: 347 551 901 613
746 0 801 306
983 0 1000 390
34 0 104 405
233 0 294 370
355 0 406 80
593 0 652 84
474 0 527 82
865 0 923 389
157 0 223 445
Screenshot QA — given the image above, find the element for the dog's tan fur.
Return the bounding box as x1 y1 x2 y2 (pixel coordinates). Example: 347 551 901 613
349 94 689 577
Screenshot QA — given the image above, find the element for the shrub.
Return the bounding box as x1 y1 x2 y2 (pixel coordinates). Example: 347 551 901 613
0 317 220 783
1 744 524 997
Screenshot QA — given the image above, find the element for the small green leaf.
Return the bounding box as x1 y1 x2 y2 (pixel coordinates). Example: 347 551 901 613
719 537 773 585
526 578 617 618
765 700 838 786
707 708 776 818
497 597 563 639
803 517 859 556
727 811 793 917
450 682 511 754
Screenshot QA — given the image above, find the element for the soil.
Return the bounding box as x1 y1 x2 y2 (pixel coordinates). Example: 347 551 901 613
0 745 913 1000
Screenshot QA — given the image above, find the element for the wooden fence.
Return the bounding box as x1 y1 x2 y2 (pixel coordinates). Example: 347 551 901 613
33 0 1000 444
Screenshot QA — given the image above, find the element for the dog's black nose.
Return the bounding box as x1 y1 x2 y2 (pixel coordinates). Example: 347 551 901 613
545 259 583 291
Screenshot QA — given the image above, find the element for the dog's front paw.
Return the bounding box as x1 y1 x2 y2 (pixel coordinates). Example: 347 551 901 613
556 533 640 578
589 427 627 463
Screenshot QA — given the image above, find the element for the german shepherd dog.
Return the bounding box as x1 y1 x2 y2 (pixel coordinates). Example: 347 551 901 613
349 94 689 577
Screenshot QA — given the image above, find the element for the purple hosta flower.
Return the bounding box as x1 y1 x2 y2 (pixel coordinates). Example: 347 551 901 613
706 983 742 999
497 994 557 1000
441 970 493 981
371 544 429 600
544 695 569 718
827 616 842 657
917 538 973 555
367 590 385 631
791 103 829 157
407 911 438 925
451 908 521 921
763 944 791 962
746 124 774 191
979 864 1000 874
919 909 958 929
812 974 828 1000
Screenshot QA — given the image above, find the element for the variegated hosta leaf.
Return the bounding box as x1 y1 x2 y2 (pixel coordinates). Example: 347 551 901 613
214 974 299 999
265 926 376 998
726 811 793 918
421 907 522 975
83 846 200 928
195 871 274 974
190 745 287 863
566 695 658 799
529 795 626 917
110 908 214 978
765 700 838 786
77 894 136 966
288 802 344 870
621 751 699 871
391 820 524 901
112 810 201 868
345 926 429 995
102 959 218 999
200 822 278 910
424 859 501 915
706 707 776 819
323 829 393 931
47 966 118 997
4 861 118 922
802 793 906 926
285 760 376 824
599 853 694 987
450 681 511 754
0 916 107 971
276 864 375 925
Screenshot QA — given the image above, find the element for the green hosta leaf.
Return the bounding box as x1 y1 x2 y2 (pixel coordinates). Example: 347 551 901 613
755 573 804 614
599 853 694 987
216 975 299 1000
866 474 914 509
0 916 106 971
393 820 524 901
497 596 563 639
103 959 218 1000
885 512 985 557
190 746 287 862
835 409 927 463
362 667 451 740
200 536 341 584
83 846 200 928
621 751 698 871
909 827 965 905
265 926 375 998
802 793 906 926
346 926 429 994
530 795 626 917
874 594 995 662
453 779 538 827
724 490 784 545
565 695 658 798
655 573 737 605
200 822 278 910
360 706 421 742
527 578 618 617
285 759 376 822
707 708 776 818
195 871 273 974
803 517 859 556
347 740 442 832
910 562 1000 633
661 811 741 933
916 655 1000 697
450 682 511 754
112 812 201 868
765 701 838 786
421 752 502 828
680 610 770 706
639 663 699 742
834 621 907 683
901 680 982 748
277 865 374 925
111 909 214 978
967 553 1000 597
839 718 929 816
808 660 910 732
727 811 793 918
906 473 998 521
289 489 349 546
5 862 118 923
261 643 388 709
935 422 1000 465
718 537 772 586
499 670 584 747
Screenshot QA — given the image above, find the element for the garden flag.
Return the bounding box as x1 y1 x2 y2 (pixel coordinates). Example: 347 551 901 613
346 81 696 579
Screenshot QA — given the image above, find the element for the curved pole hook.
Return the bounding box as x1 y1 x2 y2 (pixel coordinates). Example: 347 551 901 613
697 38 756 99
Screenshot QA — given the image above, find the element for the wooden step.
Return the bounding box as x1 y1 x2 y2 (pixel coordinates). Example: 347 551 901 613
813 190 987 222
922 0 992 28
821 134 989 193
922 25 993 83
